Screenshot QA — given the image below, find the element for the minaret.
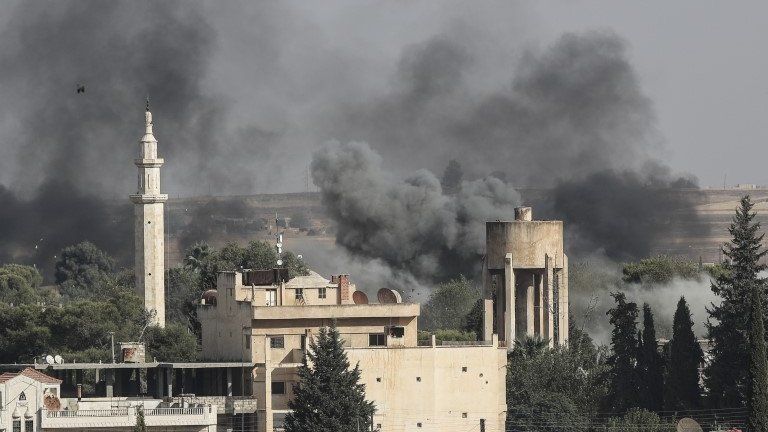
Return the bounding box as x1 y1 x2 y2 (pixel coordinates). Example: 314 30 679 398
130 100 167 327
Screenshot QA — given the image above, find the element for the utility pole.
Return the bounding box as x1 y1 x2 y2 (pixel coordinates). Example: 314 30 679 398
109 331 115 363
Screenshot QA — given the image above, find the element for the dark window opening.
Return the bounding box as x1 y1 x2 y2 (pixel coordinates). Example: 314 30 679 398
388 326 405 338
369 333 386 347
270 336 285 349
271 381 286 395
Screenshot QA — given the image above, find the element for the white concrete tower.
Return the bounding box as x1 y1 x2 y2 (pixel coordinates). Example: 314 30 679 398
130 100 167 327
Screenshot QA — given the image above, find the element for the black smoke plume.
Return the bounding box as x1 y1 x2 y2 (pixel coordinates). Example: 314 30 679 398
313 31 706 270
311 141 520 281
0 1 245 269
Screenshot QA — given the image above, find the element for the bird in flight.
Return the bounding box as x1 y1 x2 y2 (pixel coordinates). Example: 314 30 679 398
76 84 85 94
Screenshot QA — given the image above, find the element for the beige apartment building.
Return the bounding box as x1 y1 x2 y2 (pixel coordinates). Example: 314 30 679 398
198 269 508 432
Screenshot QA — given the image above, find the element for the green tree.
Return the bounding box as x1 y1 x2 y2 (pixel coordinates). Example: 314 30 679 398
54 242 116 299
665 297 703 410
440 159 463 195
284 326 375 432
747 283 768 432
605 291 640 413
165 267 204 334
281 251 310 279
289 212 311 230
506 336 608 431
0 264 54 305
183 242 213 272
420 275 478 331
637 304 664 412
143 324 199 362
705 195 766 408
133 406 146 432
463 298 484 340
606 408 675 432
622 255 700 284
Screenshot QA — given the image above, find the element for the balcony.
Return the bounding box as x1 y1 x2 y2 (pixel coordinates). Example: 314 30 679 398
41 404 217 429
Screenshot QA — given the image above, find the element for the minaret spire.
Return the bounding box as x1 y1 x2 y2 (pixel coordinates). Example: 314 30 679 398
130 102 167 328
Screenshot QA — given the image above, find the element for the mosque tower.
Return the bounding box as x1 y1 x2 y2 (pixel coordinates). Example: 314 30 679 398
129 100 167 327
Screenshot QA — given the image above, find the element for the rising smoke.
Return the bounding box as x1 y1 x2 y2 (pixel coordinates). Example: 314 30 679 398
0 2 708 283
311 141 520 282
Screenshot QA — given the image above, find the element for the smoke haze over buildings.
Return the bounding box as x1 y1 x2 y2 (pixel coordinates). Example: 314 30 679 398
0 1 706 277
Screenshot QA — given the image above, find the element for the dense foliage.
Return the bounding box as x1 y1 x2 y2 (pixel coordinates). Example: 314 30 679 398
605 292 640 412
747 282 768 431
637 304 664 412
285 326 375 432
420 275 479 332
705 195 767 408
621 255 700 284
665 297 702 410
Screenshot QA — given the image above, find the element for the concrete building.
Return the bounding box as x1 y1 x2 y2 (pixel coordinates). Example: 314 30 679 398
0 368 217 432
482 206 569 346
130 102 168 327
198 269 507 432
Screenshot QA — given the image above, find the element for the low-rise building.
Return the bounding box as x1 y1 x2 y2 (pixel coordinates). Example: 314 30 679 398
0 368 217 432
199 269 507 431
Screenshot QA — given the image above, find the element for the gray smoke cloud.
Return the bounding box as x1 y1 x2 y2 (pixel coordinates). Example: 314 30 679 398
311 141 520 281
0 2 708 280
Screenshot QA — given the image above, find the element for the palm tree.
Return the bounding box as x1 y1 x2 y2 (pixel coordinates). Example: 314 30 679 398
183 242 212 272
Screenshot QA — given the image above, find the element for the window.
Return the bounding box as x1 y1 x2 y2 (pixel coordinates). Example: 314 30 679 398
462 366 467 372
368 334 386 347
272 381 286 395
295 288 303 300
318 287 326 299
462 413 468 418
266 289 277 306
388 326 405 338
13 420 20 432
18 391 25 401
24 420 32 432
270 336 285 349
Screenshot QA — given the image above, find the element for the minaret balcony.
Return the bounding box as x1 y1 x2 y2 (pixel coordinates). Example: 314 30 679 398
130 193 168 204
134 158 165 167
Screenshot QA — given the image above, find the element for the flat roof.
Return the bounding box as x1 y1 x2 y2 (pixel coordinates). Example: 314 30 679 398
0 362 261 371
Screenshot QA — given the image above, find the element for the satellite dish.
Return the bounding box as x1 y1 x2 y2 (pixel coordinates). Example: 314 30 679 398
54 355 63 364
45 355 54 365
676 418 703 432
377 288 402 304
352 291 369 305
276 259 284 266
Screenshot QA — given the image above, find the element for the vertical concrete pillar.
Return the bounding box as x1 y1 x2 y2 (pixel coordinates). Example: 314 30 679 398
166 368 173 397
544 255 554 346
262 337 274 432
481 259 493 342
558 254 569 346
525 273 535 337
105 369 115 398
504 254 515 347
226 368 233 397
533 274 542 337
155 368 163 398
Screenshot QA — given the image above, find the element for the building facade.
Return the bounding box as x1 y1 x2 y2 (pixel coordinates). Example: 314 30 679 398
198 269 507 431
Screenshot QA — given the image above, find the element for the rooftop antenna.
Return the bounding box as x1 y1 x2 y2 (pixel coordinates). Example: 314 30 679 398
146 95 150 112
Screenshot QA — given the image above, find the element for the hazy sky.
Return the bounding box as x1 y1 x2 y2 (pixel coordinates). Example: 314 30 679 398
2 1 766 192
204 0 768 189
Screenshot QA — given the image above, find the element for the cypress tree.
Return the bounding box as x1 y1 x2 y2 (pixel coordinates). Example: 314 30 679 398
638 304 664 412
666 297 703 410
285 326 376 432
133 407 146 432
705 195 767 408
606 291 640 413
747 283 768 432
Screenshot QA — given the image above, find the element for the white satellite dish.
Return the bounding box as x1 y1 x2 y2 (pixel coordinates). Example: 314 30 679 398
45 355 54 365
54 355 63 364
276 259 284 266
